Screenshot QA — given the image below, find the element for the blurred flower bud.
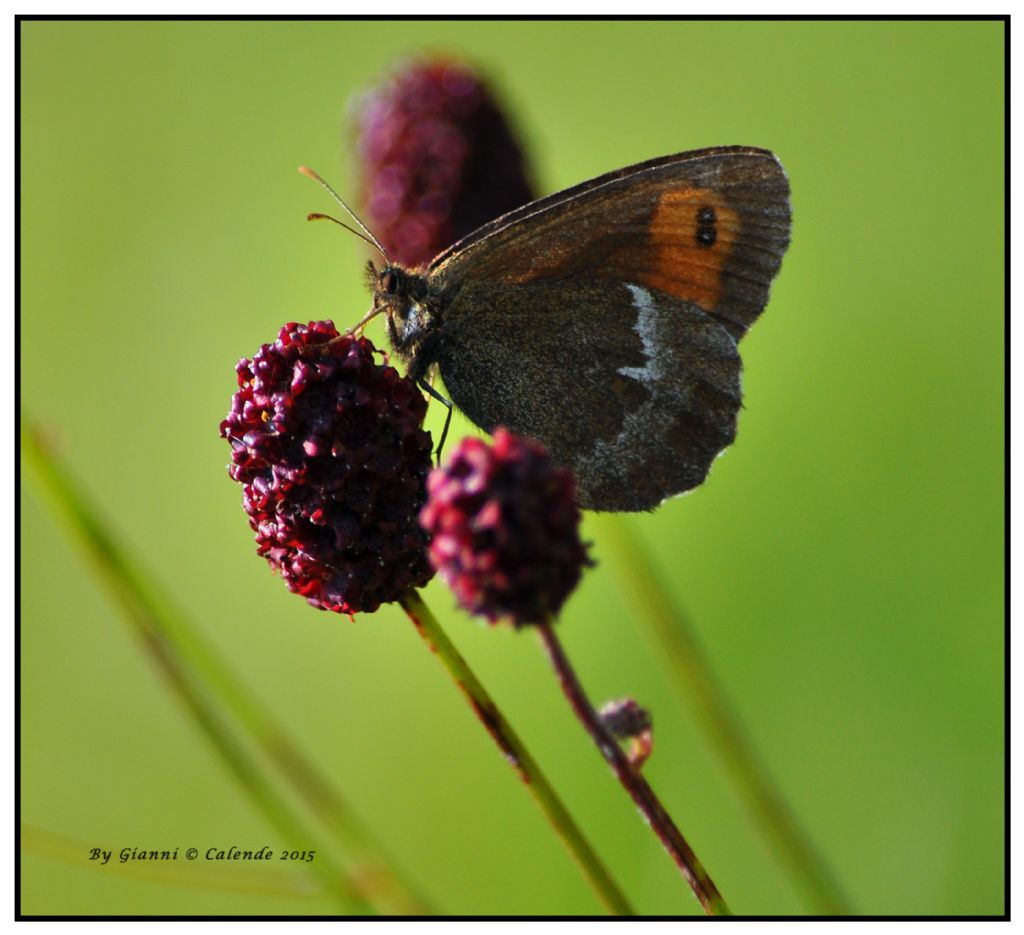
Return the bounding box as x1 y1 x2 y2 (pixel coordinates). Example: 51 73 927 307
599 698 654 769
352 57 535 268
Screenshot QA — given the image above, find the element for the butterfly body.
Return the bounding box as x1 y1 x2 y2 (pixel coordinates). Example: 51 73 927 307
368 146 791 512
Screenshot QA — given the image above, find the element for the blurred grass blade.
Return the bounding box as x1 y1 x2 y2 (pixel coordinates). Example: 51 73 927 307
596 513 850 915
22 422 427 914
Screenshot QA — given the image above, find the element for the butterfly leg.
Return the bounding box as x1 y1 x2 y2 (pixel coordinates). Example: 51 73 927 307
417 378 453 464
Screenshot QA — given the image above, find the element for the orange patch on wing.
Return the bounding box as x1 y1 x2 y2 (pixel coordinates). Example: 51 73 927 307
641 188 739 312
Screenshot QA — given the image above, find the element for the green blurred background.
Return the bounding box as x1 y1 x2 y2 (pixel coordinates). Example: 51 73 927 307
20 20 1004 916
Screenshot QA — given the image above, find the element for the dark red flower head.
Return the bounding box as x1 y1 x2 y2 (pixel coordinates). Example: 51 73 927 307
419 428 592 626
220 321 435 615
352 57 535 268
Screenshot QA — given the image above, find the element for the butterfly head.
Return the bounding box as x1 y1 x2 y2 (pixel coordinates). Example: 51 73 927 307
369 262 436 362
298 166 440 364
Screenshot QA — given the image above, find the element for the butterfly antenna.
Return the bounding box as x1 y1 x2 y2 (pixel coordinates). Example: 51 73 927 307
306 212 385 254
298 166 390 264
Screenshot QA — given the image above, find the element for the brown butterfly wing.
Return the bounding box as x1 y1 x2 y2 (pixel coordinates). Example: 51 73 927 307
423 147 790 510
429 146 791 340
432 277 742 511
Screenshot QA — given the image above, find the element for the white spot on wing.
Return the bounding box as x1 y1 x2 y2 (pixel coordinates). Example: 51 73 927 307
618 284 663 387
574 282 739 507
576 283 671 490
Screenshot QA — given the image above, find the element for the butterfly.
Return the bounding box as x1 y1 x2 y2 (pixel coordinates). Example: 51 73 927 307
302 146 791 512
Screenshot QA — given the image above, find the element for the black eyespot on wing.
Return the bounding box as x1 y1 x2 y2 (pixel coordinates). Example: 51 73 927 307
696 206 717 247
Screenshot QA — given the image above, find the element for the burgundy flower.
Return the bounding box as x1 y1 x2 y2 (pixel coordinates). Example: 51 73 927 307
419 428 591 625
220 321 434 615
352 57 535 268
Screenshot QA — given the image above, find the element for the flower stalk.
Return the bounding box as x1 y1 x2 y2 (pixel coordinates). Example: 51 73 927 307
399 588 633 916
536 621 731 917
595 514 848 914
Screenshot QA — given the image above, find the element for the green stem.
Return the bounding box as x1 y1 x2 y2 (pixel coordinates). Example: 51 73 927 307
22 423 423 914
595 513 849 915
537 623 731 916
399 590 633 916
